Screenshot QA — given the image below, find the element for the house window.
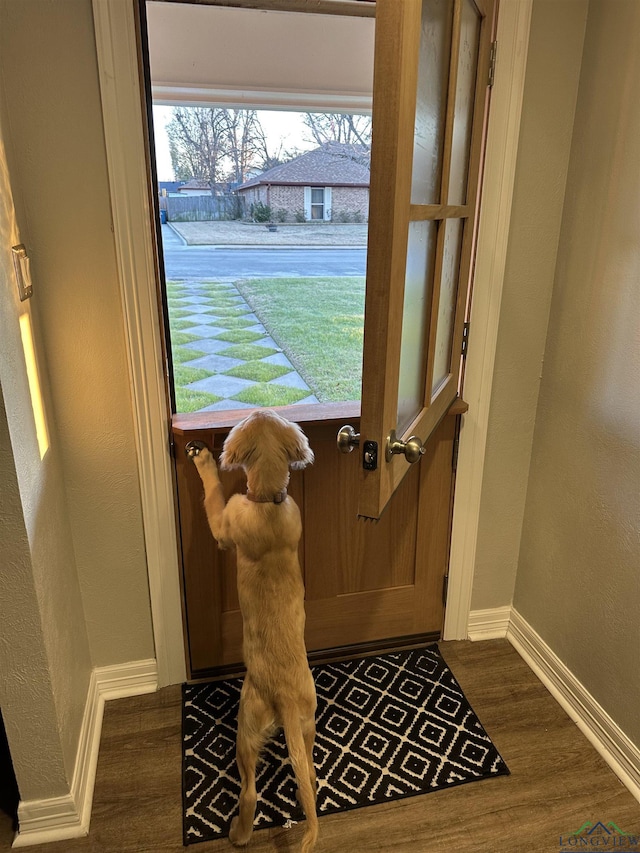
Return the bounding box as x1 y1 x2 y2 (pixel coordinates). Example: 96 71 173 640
304 186 332 221
311 187 324 219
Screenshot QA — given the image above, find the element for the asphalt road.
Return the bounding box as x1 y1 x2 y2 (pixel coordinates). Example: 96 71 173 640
160 226 367 279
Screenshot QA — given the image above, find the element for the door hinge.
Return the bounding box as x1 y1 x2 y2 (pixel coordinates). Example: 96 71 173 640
452 431 460 473
442 573 449 607
488 40 497 88
461 321 471 358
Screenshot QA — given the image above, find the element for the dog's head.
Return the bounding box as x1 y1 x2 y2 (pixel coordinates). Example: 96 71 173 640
219 410 314 477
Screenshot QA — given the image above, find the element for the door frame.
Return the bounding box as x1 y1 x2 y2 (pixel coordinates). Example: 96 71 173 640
92 0 532 687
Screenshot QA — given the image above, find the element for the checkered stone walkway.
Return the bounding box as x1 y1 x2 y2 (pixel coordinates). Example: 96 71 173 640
167 280 319 412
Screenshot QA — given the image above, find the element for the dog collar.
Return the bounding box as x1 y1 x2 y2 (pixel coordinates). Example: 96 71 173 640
246 488 287 504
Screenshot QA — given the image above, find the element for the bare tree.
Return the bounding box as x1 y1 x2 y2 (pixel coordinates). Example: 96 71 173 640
302 113 372 148
253 125 285 172
167 106 289 191
221 109 263 184
167 107 229 191
250 122 305 173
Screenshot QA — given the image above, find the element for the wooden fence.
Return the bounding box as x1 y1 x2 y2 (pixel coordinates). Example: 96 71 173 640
162 194 240 222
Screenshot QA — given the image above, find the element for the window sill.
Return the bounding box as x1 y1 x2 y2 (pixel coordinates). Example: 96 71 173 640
172 400 362 436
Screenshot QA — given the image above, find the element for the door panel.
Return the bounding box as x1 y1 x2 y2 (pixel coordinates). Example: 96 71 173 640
359 0 495 519
172 408 457 678
303 436 418 599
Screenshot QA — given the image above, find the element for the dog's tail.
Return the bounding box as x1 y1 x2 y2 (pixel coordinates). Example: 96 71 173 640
281 709 318 853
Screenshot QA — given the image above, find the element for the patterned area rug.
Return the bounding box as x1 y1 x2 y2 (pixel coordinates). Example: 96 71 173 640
182 645 509 845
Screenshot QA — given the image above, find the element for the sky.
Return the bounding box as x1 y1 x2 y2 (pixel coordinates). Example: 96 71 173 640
152 106 316 181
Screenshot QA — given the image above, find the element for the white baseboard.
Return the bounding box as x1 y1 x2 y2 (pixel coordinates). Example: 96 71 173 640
95 657 158 702
13 794 87 849
507 610 640 804
13 659 157 848
467 606 512 641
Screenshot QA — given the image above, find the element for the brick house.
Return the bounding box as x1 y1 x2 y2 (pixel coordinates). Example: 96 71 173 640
236 142 370 222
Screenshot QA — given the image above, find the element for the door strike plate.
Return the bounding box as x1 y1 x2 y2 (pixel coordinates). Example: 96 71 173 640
363 440 378 471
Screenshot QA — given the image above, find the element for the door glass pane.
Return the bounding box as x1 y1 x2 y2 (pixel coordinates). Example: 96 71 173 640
448 0 481 204
411 0 454 205
397 220 438 433
432 218 463 393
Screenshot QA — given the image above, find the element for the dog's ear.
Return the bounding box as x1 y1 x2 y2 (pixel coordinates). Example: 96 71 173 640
218 416 253 470
283 421 314 470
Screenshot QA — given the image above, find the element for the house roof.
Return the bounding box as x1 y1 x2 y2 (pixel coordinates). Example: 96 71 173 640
178 179 211 191
237 143 370 191
158 180 185 193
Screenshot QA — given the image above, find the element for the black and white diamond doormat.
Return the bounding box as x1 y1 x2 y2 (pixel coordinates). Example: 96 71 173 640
182 645 509 845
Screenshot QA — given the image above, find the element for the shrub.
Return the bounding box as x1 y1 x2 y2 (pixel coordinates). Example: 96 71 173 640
251 201 272 223
294 209 306 223
275 208 288 223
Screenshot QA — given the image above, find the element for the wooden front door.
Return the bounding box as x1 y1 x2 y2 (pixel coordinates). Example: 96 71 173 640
172 403 460 678
160 0 496 680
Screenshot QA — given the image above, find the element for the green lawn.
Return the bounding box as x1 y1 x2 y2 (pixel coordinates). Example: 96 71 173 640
234 277 365 402
166 276 365 412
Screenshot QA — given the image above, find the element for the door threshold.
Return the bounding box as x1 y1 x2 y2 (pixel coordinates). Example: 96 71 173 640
187 632 441 683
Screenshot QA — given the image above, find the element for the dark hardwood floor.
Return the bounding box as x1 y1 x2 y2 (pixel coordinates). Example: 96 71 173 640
2 640 638 852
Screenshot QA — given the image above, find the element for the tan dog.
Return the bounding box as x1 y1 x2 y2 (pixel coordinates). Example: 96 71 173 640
187 410 318 852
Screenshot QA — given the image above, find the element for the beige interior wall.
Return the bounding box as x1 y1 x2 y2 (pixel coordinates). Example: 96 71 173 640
471 0 588 611
0 387 74 801
0 0 155 669
0 89 90 800
513 0 640 745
